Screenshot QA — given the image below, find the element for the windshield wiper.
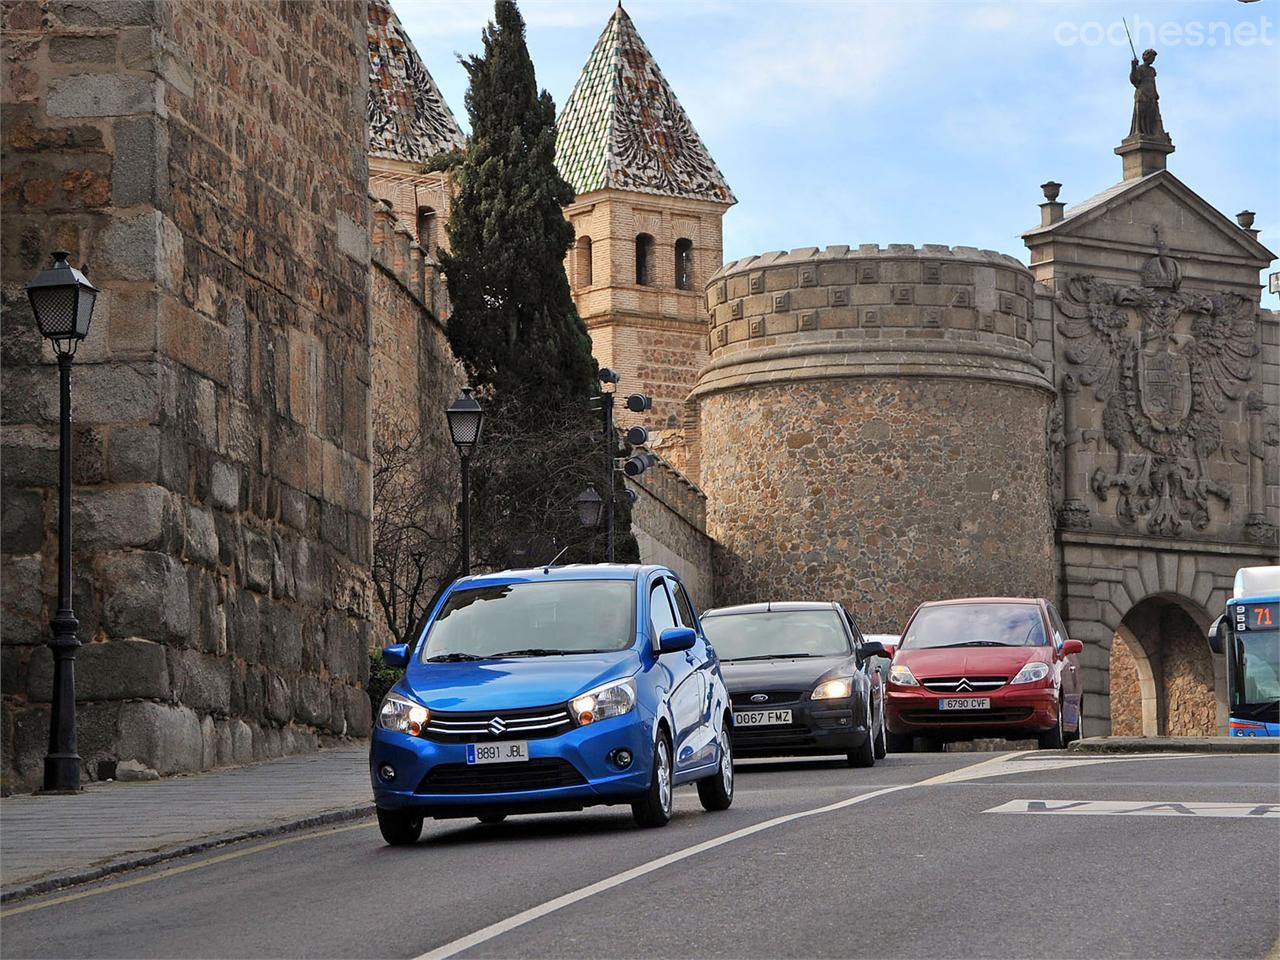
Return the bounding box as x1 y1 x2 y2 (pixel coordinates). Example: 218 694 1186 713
425 652 486 663
723 653 822 662
935 641 1012 648
491 648 582 658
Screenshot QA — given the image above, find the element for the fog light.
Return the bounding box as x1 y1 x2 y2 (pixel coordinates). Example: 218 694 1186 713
379 764 396 783
612 748 633 769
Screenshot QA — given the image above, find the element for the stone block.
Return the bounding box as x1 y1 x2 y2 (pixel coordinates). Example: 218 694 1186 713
73 484 173 550
185 505 218 566
106 423 161 482
209 459 240 511
115 701 203 776
244 529 272 593
74 360 160 424
100 550 190 643
293 675 329 727
1 487 44 554
49 34 117 63
227 587 260 662
343 683 373 736
336 212 369 265
48 74 158 118
265 673 291 724
265 605 303 673
1 554 47 645
170 648 231 715
28 638 169 702
112 116 168 208
50 0 159 27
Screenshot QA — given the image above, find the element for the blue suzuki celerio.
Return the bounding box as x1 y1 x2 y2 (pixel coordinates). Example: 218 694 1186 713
370 564 735 844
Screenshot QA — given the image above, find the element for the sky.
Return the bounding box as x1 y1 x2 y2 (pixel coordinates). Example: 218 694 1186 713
396 0 1279 294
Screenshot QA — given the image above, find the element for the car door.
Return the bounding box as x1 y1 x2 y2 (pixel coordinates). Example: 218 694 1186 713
843 608 877 730
670 577 719 771
1047 603 1082 727
649 577 700 775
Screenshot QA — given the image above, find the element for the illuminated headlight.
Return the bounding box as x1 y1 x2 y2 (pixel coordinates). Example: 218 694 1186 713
889 664 919 687
1010 661 1050 685
571 678 636 725
379 692 429 735
811 678 853 700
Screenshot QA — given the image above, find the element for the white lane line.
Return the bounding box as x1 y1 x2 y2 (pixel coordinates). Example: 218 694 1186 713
415 753 1034 960
986 799 1280 818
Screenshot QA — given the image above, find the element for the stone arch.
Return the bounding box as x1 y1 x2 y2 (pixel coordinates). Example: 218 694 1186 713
1109 622 1159 736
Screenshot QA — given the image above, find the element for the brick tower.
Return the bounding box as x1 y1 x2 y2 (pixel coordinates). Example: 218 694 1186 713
556 4 735 479
367 0 465 256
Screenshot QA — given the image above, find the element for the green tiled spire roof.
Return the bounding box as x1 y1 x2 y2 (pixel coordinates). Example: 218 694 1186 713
556 4 735 205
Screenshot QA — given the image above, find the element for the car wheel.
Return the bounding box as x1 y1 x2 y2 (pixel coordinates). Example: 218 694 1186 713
847 696 876 768
1038 699 1065 749
477 813 507 824
377 807 423 846
632 734 674 828
697 724 734 811
887 731 913 753
873 696 888 760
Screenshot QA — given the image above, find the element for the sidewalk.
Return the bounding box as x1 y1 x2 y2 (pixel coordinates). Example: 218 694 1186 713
1 745 371 901
1069 736 1280 755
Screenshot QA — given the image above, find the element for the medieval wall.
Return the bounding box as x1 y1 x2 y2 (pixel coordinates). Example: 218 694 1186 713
694 245 1058 631
627 458 712 610
1 0 373 790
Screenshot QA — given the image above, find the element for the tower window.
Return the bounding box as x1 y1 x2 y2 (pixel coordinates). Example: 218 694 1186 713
576 235 593 287
635 233 654 286
416 206 436 252
675 238 694 290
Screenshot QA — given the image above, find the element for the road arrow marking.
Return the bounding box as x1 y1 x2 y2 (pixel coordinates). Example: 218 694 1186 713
985 799 1280 818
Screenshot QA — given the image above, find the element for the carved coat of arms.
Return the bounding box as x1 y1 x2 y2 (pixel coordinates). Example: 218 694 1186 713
1056 258 1258 536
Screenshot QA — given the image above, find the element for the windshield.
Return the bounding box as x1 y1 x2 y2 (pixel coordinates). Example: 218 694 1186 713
901 602 1046 649
419 580 635 661
1228 601 1280 719
702 610 851 661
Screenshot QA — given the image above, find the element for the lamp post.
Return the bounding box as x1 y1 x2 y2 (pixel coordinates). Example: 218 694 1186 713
26 251 99 793
445 387 483 576
576 486 603 564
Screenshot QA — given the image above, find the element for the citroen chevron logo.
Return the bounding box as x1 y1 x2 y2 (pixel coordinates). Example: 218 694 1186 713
488 717 507 735
956 678 973 692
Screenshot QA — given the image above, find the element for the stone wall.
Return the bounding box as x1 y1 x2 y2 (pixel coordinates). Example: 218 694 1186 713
627 457 712 610
694 245 1057 631
1 0 372 790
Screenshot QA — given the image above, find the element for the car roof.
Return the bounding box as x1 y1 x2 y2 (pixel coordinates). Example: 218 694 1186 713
449 563 660 587
918 597 1045 607
702 601 840 617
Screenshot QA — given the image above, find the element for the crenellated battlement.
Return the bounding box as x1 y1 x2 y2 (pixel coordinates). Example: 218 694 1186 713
369 195 441 313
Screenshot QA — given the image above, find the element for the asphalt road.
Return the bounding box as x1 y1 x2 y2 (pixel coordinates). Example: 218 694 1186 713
3 750 1277 959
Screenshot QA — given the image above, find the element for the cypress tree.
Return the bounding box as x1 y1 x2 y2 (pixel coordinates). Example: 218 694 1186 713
440 0 636 568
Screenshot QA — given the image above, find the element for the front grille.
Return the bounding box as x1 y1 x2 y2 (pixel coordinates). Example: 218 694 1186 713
903 708 1034 725
730 691 804 708
424 705 573 743
416 758 587 794
920 676 1007 693
733 726 819 750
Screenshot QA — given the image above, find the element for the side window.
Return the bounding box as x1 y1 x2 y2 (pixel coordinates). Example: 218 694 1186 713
649 580 677 644
842 607 863 650
1046 605 1066 650
670 580 698 630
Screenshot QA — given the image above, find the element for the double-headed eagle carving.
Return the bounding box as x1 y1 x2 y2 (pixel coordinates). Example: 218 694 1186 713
1056 272 1257 536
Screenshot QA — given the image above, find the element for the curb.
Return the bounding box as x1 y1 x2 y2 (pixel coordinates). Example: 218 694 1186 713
0 803 374 905
1068 736 1279 755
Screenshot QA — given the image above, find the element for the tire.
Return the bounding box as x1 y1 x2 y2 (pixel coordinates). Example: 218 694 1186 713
697 723 734 811
377 807 423 846
887 731 913 753
847 696 876 768
477 813 507 824
872 696 888 760
632 734 674 828
1038 699 1065 750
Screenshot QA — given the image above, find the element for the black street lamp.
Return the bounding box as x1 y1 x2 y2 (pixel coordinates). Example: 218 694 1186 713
26 251 99 793
445 387 483 576
576 486 603 529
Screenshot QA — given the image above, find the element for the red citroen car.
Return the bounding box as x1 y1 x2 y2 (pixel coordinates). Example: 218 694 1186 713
884 597 1084 751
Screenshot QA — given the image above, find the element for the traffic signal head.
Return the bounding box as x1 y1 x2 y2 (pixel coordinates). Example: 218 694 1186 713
625 393 652 413
622 452 658 477
624 425 649 446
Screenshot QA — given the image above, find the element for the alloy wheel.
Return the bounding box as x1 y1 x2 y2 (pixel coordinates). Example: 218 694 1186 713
720 733 733 797
657 739 672 816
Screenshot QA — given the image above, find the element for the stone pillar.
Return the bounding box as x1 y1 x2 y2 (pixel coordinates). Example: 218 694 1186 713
1246 391 1275 544
1058 374 1091 530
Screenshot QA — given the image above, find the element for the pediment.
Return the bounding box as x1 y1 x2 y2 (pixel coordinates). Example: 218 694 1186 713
1024 171 1274 264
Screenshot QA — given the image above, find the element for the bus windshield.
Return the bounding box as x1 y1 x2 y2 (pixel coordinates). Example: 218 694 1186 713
1229 600 1280 722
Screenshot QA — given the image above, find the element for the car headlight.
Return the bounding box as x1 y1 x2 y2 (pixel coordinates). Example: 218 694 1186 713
1010 661 1050 685
811 677 853 700
571 678 637 725
379 692 429 736
889 663 919 687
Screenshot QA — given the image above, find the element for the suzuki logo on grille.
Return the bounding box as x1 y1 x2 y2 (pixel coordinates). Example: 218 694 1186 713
955 678 973 692
750 694 769 703
488 717 507 735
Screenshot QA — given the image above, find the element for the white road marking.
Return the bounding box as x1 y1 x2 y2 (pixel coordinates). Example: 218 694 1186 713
415 750 1203 960
986 799 1280 818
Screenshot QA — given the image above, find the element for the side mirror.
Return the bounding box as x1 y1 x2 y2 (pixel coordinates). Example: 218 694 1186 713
859 641 889 661
880 643 897 660
658 627 696 654
382 644 409 669
1062 639 1084 657
1207 615 1225 655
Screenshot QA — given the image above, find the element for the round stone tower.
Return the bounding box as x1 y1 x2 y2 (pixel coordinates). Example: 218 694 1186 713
693 244 1057 632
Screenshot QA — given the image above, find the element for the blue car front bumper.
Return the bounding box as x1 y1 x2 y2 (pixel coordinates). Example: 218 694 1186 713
370 712 655 817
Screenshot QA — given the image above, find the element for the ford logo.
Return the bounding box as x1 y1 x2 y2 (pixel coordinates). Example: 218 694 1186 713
750 694 768 703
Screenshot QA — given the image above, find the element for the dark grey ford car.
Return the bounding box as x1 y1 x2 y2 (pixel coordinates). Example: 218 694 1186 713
700 601 889 767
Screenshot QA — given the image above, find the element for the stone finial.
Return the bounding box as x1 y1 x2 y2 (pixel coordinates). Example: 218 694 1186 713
1040 182 1065 226
1237 210 1260 236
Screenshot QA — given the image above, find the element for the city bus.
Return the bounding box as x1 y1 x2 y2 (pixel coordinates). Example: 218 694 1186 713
1209 566 1280 737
